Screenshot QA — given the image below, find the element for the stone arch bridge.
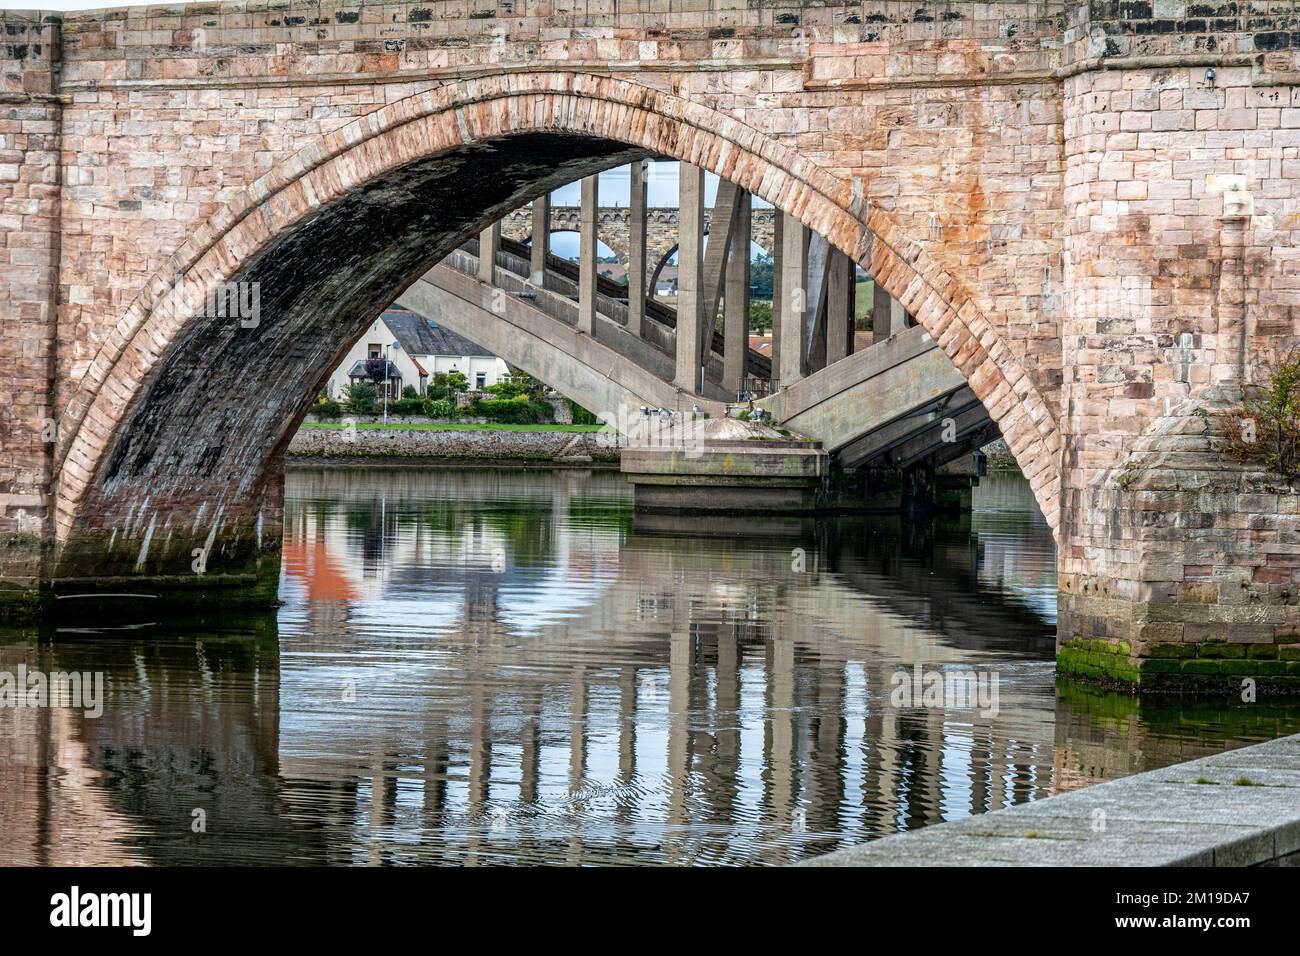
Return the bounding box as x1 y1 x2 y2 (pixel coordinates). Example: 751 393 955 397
3 1 1300 688
499 201 778 272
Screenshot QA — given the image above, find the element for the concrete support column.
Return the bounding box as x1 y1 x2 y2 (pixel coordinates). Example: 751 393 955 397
578 175 598 335
700 180 743 367
617 667 637 819
804 233 830 374
529 193 549 285
519 696 541 805
568 665 588 795
675 163 705 393
627 160 649 339
826 249 852 366
478 221 500 284
871 280 889 345
871 282 908 344
890 296 909 335
778 211 808 387
723 192 752 394
713 628 741 818
771 213 783 386
764 635 796 865
666 629 694 864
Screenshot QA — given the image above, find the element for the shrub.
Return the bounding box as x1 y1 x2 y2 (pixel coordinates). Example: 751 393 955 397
567 399 600 425
510 371 545 398
486 377 530 399
313 398 342 419
388 397 424 417
445 371 469 395
1222 352 1300 478
422 397 456 419
472 395 553 424
342 381 378 415
401 384 419 400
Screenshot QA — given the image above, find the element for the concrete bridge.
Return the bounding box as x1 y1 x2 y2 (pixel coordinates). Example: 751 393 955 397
396 213 984 483
3 2 1300 690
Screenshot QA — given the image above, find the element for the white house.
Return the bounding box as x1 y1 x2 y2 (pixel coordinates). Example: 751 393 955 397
326 308 511 400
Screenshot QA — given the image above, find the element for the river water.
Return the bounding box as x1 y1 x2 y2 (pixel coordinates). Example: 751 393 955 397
3 466 1297 866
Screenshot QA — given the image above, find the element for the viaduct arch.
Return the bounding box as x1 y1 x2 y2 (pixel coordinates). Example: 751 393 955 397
53 75 1060 572
500 203 779 273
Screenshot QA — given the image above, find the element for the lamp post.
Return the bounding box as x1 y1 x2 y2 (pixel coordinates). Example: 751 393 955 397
383 340 401 424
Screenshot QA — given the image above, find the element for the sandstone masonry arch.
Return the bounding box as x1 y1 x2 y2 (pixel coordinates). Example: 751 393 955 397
54 72 1063 574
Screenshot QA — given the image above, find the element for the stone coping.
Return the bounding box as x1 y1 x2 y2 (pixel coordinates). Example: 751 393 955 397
800 733 1300 867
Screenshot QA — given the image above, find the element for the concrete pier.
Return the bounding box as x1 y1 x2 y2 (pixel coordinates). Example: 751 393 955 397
803 732 1300 867
621 418 827 513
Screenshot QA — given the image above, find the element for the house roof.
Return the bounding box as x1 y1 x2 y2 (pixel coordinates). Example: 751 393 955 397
381 308 497 358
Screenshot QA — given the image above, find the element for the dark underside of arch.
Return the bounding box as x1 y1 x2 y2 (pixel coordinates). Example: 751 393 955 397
97 133 649 504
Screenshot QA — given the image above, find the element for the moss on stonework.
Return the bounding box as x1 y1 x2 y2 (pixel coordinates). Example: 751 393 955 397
1056 639 1141 687
1057 636 1300 695
1056 680 1300 734
0 584 50 621
2 542 283 621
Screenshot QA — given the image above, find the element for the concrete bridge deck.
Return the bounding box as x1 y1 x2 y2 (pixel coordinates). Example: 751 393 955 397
803 732 1300 867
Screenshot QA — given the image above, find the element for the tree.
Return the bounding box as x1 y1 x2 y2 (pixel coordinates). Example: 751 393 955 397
364 355 388 386
749 252 774 300
445 370 469 395
343 381 378 415
748 299 773 333
506 370 545 398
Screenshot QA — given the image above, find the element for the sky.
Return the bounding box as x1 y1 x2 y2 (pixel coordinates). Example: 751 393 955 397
550 163 773 210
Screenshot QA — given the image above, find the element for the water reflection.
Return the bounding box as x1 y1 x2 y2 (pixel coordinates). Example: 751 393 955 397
3 466 1297 866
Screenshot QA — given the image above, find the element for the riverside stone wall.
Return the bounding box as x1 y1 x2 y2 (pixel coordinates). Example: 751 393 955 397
288 426 620 463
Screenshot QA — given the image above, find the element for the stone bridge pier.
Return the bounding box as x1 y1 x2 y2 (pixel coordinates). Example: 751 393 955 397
2 2 1300 689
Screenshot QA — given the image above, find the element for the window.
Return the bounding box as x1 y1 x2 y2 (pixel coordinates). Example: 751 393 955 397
476 372 487 390
368 344 381 358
